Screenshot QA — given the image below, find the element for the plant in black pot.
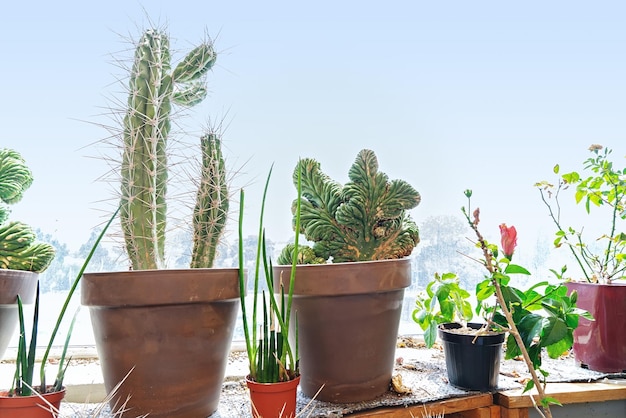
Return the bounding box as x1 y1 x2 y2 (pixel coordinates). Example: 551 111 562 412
81 26 240 418
415 190 589 418
536 144 626 373
0 149 56 361
0 210 115 418
238 167 302 418
273 149 421 403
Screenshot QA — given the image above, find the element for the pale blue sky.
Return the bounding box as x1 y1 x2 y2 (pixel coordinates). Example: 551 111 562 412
2 1 626 257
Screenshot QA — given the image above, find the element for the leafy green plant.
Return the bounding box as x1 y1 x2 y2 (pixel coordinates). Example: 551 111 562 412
238 167 299 383
413 272 474 348
536 144 626 283
277 149 421 264
7 208 118 396
0 148 55 272
118 27 228 271
460 190 590 418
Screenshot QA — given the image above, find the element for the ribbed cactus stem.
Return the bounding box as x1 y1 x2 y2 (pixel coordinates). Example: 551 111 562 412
120 28 217 270
121 30 171 270
190 133 229 268
0 149 55 273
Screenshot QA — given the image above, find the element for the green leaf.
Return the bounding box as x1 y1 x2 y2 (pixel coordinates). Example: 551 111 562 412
522 379 536 393
546 334 573 359
517 314 544 347
542 396 563 407
424 323 438 348
540 317 568 348
476 279 494 301
504 264 531 275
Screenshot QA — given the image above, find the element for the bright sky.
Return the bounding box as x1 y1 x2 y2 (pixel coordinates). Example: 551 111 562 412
2 1 626 254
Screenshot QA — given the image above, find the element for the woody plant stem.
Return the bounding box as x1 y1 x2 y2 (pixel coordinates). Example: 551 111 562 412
467 209 552 418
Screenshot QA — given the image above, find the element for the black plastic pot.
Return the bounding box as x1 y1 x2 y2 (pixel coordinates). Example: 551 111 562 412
438 322 505 391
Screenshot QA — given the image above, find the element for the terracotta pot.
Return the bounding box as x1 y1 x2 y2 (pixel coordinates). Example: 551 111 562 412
438 323 505 391
273 258 411 403
82 268 241 418
0 269 38 360
565 281 626 373
0 388 66 418
246 375 300 418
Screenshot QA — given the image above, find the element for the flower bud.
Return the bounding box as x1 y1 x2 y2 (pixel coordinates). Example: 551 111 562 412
499 224 517 260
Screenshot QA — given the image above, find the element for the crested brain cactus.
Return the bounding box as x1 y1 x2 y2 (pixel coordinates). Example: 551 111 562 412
0 149 55 272
277 149 421 264
120 28 228 270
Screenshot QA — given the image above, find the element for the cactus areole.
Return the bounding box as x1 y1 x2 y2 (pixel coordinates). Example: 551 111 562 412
120 28 227 271
279 149 421 264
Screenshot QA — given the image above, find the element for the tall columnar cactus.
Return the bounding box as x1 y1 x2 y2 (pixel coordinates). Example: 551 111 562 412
190 133 229 268
278 149 421 264
120 28 227 270
0 149 55 272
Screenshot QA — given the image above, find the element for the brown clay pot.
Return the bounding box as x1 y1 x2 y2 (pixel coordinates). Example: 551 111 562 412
273 258 411 403
0 387 66 418
0 269 38 360
82 268 241 418
246 375 300 418
565 281 626 373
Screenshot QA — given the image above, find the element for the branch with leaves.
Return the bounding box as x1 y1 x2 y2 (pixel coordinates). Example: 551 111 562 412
460 190 591 418
535 145 626 284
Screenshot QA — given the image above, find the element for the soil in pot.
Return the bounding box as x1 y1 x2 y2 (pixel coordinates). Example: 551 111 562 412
438 322 505 391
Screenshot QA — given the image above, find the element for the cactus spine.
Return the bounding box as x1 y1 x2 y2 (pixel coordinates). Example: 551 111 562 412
120 28 227 270
0 149 55 272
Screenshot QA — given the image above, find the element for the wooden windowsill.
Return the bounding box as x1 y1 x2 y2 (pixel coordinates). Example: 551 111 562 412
495 380 626 409
345 393 494 417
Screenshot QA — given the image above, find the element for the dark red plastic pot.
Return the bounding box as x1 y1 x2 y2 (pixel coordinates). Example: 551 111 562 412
438 322 505 391
246 375 300 418
565 281 626 373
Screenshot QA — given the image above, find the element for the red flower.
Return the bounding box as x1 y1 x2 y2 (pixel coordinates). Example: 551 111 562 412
499 224 517 260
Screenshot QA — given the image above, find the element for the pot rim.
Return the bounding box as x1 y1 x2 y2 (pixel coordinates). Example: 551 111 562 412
272 258 412 296
82 268 242 307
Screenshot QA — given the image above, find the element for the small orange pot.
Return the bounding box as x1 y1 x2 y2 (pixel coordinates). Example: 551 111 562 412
246 375 300 418
0 388 66 418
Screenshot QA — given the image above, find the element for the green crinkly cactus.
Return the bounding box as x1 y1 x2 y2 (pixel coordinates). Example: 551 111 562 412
0 149 55 272
277 149 421 264
120 28 228 270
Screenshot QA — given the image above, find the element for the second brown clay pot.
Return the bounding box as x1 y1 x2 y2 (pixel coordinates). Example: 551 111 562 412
273 258 411 403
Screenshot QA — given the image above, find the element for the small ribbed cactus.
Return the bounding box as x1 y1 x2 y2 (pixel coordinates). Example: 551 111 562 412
278 149 421 264
120 28 227 270
0 149 55 272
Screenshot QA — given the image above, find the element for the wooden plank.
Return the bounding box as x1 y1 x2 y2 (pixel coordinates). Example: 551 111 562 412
346 393 493 417
495 381 626 409
499 406 528 418
448 405 500 418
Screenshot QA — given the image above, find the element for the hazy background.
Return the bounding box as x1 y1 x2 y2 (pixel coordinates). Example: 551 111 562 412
2 0 625 263
2 0 626 352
